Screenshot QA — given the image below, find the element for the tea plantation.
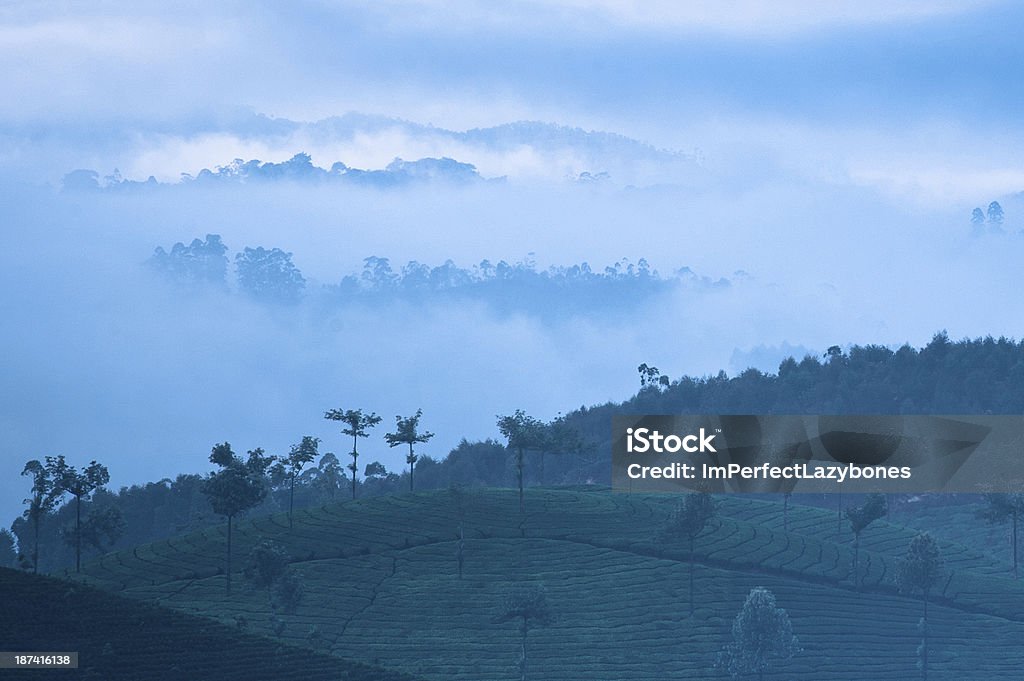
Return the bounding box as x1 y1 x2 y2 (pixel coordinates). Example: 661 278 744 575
70 488 1024 680
0 567 418 681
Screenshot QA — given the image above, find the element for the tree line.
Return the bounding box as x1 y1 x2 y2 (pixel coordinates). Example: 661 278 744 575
8 406 585 575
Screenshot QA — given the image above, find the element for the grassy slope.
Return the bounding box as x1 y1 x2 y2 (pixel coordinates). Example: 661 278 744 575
73 488 1024 680
0 567 418 681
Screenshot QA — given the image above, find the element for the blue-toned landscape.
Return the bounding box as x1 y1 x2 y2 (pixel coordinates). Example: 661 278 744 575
2 2 1024 679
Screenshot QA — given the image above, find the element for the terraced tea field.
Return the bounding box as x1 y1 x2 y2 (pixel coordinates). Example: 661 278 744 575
74 489 1024 680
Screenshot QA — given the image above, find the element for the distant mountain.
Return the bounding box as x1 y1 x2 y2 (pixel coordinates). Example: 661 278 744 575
306 113 683 162
57 110 699 189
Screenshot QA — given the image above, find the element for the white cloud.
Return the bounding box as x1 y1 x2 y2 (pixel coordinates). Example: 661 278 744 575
360 0 995 35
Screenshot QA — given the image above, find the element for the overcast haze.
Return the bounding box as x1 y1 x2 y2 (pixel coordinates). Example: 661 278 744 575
2 1 1023 526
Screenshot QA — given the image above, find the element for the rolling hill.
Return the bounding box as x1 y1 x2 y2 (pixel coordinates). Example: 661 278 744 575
0 567 418 681
69 488 1024 680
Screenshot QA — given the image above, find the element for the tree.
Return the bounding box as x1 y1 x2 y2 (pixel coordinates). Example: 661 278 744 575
895 533 943 681
497 410 546 513
273 436 319 527
846 493 888 588
536 415 583 486
312 452 345 501
384 410 434 492
20 460 63 573
970 207 986 235
364 461 388 479
148 234 229 287
660 492 716 614
235 246 306 304
324 408 382 500
62 506 124 558
979 493 1024 579
716 586 800 681
0 529 16 569
495 585 554 681
987 200 1004 231
637 363 670 389
47 456 110 573
246 539 289 605
201 443 274 594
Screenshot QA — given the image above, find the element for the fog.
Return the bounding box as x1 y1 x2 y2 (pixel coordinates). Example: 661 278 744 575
3 168 1023 526
4 0 1024 528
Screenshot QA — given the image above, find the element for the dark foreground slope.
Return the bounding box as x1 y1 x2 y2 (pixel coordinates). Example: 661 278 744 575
72 488 1024 681
0 567 417 681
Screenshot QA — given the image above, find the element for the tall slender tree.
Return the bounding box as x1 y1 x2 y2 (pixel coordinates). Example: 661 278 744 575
846 493 888 589
324 408 382 500
201 443 274 594
896 532 944 681
660 492 716 614
497 410 545 513
273 436 319 527
495 585 554 681
979 493 1024 579
47 456 110 573
20 460 63 573
384 410 434 492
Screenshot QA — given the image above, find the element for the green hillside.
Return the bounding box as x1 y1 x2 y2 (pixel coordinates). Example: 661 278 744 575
72 488 1024 680
0 567 418 681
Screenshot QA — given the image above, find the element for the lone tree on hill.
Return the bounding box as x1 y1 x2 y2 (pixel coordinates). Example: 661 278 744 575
273 436 319 527
47 456 110 573
896 532 944 681
324 408 382 500
201 443 274 594
495 584 554 681
716 586 800 681
20 460 63 573
979 493 1024 579
246 539 289 606
384 409 434 492
661 492 717 615
846 493 888 588
497 410 546 513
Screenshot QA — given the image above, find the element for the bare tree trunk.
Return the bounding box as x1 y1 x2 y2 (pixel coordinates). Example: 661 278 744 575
351 432 359 500
517 448 524 514
289 475 295 529
689 535 695 615
226 515 233 595
1013 511 1018 580
75 494 82 573
922 592 929 681
409 443 415 492
853 533 860 589
33 515 40 574
519 621 528 681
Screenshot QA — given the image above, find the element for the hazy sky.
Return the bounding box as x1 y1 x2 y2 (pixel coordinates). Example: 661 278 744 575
2 1 1023 527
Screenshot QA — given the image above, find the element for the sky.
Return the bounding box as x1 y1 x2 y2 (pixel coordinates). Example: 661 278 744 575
2 1 1023 528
